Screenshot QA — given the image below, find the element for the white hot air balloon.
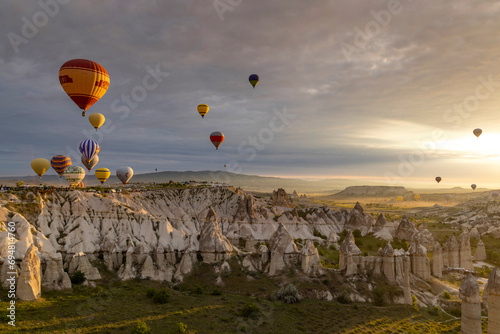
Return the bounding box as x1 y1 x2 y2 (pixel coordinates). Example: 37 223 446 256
64 165 86 187
81 155 99 171
116 166 133 185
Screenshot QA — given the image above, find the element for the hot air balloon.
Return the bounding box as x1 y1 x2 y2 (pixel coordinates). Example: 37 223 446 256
95 168 110 184
197 104 209 118
397 196 403 202
473 128 482 138
59 59 110 116
445 194 452 201
31 158 51 178
64 165 85 187
471 184 477 190
249 74 259 88
210 131 225 150
414 194 420 201
435 177 442 183
492 192 499 198
116 166 133 185
77 181 84 188
81 155 99 171
89 113 105 130
50 155 72 177
79 139 100 163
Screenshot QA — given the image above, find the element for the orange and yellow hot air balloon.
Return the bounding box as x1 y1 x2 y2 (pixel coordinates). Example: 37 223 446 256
59 59 110 117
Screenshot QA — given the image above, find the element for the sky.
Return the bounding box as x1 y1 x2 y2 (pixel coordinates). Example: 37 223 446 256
3 0 500 188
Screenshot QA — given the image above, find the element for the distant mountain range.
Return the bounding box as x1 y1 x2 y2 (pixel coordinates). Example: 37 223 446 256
0 170 384 193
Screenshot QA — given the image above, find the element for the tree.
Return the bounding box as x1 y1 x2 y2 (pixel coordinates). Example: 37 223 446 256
16 181 24 188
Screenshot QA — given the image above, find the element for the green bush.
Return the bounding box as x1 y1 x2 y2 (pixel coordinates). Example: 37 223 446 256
412 294 419 312
131 321 151 334
194 286 203 295
313 229 327 240
353 230 362 238
146 288 156 298
277 283 302 304
373 286 385 306
211 288 222 296
449 308 461 317
336 290 351 304
152 289 170 304
442 291 451 300
176 322 187 333
240 303 260 318
70 271 86 285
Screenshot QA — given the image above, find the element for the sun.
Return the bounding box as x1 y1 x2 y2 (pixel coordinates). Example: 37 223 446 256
436 132 500 160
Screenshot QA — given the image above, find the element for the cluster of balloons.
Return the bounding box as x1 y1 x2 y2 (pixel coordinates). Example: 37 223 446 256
199 74 259 151
30 59 134 187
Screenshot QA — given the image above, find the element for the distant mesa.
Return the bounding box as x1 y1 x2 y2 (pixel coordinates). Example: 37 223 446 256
333 186 408 198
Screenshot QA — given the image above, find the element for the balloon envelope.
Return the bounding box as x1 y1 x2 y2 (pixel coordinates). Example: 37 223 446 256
79 139 100 163
414 194 420 201
397 196 403 202
210 131 225 150
64 166 85 186
249 74 259 88
31 158 51 178
473 128 482 138
50 155 72 177
77 181 84 188
116 166 133 185
59 59 110 116
89 113 105 130
95 168 110 184
435 177 442 183
81 155 99 171
197 104 209 118
471 184 477 190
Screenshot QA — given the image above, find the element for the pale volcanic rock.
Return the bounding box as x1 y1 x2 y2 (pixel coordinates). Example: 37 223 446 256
339 231 361 271
373 214 388 231
395 216 418 241
271 188 294 208
68 252 101 280
268 223 298 275
344 202 375 235
326 230 339 249
42 253 71 290
432 241 443 278
402 256 412 305
382 243 395 283
16 245 41 301
459 232 473 271
459 273 481 334
409 241 431 281
198 208 233 263
446 235 460 268
486 267 500 333
174 251 193 282
469 228 480 240
233 194 257 223
300 240 321 275
442 243 449 268
473 239 486 262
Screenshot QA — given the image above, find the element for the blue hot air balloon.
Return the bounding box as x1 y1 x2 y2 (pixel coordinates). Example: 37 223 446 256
79 139 100 163
249 74 259 88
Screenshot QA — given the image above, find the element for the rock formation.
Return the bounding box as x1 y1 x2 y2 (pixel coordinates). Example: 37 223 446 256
339 231 361 271
459 232 473 271
473 239 486 262
395 216 417 241
486 267 500 333
67 252 101 280
300 240 321 275
446 235 459 268
199 208 233 263
271 188 294 208
268 223 298 275
431 241 442 278
459 273 481 334
344 202 375 235
16 245 41 301
409 240 430 281
233 194 257 223
42 253 71 290
403 256 412 305
382 243 395 284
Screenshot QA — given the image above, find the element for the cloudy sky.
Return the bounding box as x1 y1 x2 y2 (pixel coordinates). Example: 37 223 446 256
3 0 500 188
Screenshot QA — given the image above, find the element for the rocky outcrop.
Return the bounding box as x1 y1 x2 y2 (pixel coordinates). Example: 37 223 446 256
344 202 375 235
459 232 473 271
16 245 41 301
395 216 417 241
334 186 407 197
382 243 395 283
67 252 101 281
300 240 321 275
446 235 459 268
199 208 233 263
486 267 500 333
459 273 481 334
271 188 294 208
233 194 257 223
373 214 388 231
473 239 486 261
339 231 361 271
409 240 430 281
432 241 442 278
41 253 71 290
268 223 298 275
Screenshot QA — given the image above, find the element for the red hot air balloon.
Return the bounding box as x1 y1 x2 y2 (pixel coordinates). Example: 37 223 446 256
210 131 225 150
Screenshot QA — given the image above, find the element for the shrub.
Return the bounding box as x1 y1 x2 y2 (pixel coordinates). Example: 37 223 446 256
336 290 351 304
313 229 327 240
176 322 187 333
240 303 260 318
449 308 461 317
412 294 419 312
152 289 170 304
442 291 451 300
373 286 385 306
146 288 156 298
427 306 439 316
194 286 203 295
131 321 151 334
277 284 302 304
212 288 222 296
70 271 86 285
353 230 362 238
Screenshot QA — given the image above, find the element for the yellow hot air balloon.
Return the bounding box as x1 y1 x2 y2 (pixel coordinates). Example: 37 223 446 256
95 168 110 184
397 196 403 202
197 104 209 118
77 181 85 188
31 158 51 178
89 113 105 130
59 59 110 117
414 194 420 201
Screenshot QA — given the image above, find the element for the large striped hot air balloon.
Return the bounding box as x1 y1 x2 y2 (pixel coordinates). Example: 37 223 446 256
79 139 100 163
249 74 259 88
95 168 110 184
64 165 85 187
31 158 51 178
197 104 209 118
50 155 72 177
81 155 99 171
77 181 85 188
59 59 110 117
210 131 225 150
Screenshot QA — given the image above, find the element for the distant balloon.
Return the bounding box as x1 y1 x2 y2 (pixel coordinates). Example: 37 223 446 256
414 194 420 201
89 113 105 130
397 196 403 202
95 168 110 184
116 166 133 185
50 155 72 178
492 192 499 198
471 184 477 190
64 165 85 187
445 194 452 201
249 74 259 88
197 104 209 118
79 139 100 163
81 155 99 171
59 59 110 116
210 131 225 150
77 181 84 188
31 158 51 178
473 128 482 138
435 177 442 183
